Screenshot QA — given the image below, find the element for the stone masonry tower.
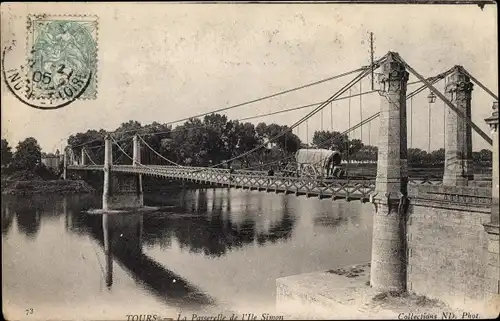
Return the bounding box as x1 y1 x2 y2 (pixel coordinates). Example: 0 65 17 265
443 66 474 186
102 135 112 210
370 52 409 292
102 134 144 211
483 101 499 312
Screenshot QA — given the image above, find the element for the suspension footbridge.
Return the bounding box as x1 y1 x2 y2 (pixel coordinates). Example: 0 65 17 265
62 51 499 306
65 52 494 206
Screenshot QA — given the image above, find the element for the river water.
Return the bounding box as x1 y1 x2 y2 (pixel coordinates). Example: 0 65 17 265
2 188 373 320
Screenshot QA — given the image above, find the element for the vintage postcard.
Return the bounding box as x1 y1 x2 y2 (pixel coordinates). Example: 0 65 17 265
1 1 498 320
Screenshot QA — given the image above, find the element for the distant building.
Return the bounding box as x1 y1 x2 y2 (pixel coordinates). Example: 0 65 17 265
41 150 62 171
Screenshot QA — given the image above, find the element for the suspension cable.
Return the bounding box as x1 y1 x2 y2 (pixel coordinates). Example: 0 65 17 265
395 54 493 146
72 90 379 151
410 96 413 149
192 60 381 172
166 57 385 173
244 112 380 171
137 135 183 167
72 72 438 152
80 66 453 172
359 79 363 143
443 77 447 148
239 89 379 122
109 136 151 170
91 66 369 143
406 67 456 101
69 64 449 151
458 66 498 101
330 101 333 132
428 98 431 153
83 148 97 165
306 119 309 147
156 63 448 172
112 140 131 165
347 87 351 173
74 57 480 174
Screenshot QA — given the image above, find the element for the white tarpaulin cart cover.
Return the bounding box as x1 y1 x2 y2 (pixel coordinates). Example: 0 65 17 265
294 149 342 177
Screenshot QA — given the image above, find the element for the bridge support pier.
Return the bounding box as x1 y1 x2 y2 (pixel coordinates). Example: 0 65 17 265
102 135 143 211
443 66 474 186
132 135 144 205
63 147 68 180
483 101 499 310
81 147 87 166
370 52 409 292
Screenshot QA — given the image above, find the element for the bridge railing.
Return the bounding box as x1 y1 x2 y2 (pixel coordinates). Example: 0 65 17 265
67 165 104 171
109 164 376 201
67 164 466 201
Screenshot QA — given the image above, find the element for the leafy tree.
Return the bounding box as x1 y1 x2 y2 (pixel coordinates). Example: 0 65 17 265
312 130 349 151
312 131 364 160
171 118 206 165
254 122 301 156
478 149 492 163
112 120 143 165
12 137 42 170
351 145 378 161
276 126 301 155
1 139 13 166
141 122 173 165
67 129 106 164
409 148 431 165
346 139 364 158
430 148 445 164
203 114 231 164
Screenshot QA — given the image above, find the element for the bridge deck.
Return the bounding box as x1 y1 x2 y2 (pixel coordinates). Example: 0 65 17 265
67 165 443 202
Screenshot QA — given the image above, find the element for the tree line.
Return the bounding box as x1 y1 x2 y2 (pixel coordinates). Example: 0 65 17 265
1 137 43 170
66 114 374 169
1 112 493 172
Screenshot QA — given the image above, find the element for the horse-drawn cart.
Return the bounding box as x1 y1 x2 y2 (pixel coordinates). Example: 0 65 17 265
281 148 345 179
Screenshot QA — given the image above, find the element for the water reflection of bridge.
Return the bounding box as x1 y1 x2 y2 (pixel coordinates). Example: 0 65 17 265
1 192 368 311
78 211 215 308
64 189 298 306
1 190 354 256
143 189 297 256
0 194 213 307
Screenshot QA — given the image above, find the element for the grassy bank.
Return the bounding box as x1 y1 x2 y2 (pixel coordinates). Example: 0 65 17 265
2 180 95 195
1 168 95 195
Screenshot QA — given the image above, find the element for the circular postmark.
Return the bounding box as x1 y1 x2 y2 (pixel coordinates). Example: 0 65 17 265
2 16 97 110
2 45 92 110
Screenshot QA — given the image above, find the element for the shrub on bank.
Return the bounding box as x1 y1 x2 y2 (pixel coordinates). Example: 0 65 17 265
2 180 95 195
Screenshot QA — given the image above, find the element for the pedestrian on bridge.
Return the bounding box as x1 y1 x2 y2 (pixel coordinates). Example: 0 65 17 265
267 167 274 184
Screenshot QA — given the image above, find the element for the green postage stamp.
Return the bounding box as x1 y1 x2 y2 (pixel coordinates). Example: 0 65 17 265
26 14 98 100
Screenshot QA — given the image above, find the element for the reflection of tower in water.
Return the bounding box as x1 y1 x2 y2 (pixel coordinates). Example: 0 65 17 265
102 213 143 289
63 197 71 231
312 200 364 228
99 211 213 306
103 214 113 289
2 198 15 235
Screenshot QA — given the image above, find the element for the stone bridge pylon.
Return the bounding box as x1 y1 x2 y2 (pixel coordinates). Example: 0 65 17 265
102 134 143 210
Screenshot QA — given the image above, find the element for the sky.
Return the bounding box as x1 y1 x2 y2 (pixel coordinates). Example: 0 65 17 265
1 2 497 153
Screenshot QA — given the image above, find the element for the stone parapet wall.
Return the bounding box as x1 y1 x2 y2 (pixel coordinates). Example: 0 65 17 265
408 184 491 208
407 185 492 310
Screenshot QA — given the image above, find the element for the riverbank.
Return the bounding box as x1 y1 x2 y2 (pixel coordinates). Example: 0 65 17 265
2 179 95 195
276 263 497 319
1 168 95 195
